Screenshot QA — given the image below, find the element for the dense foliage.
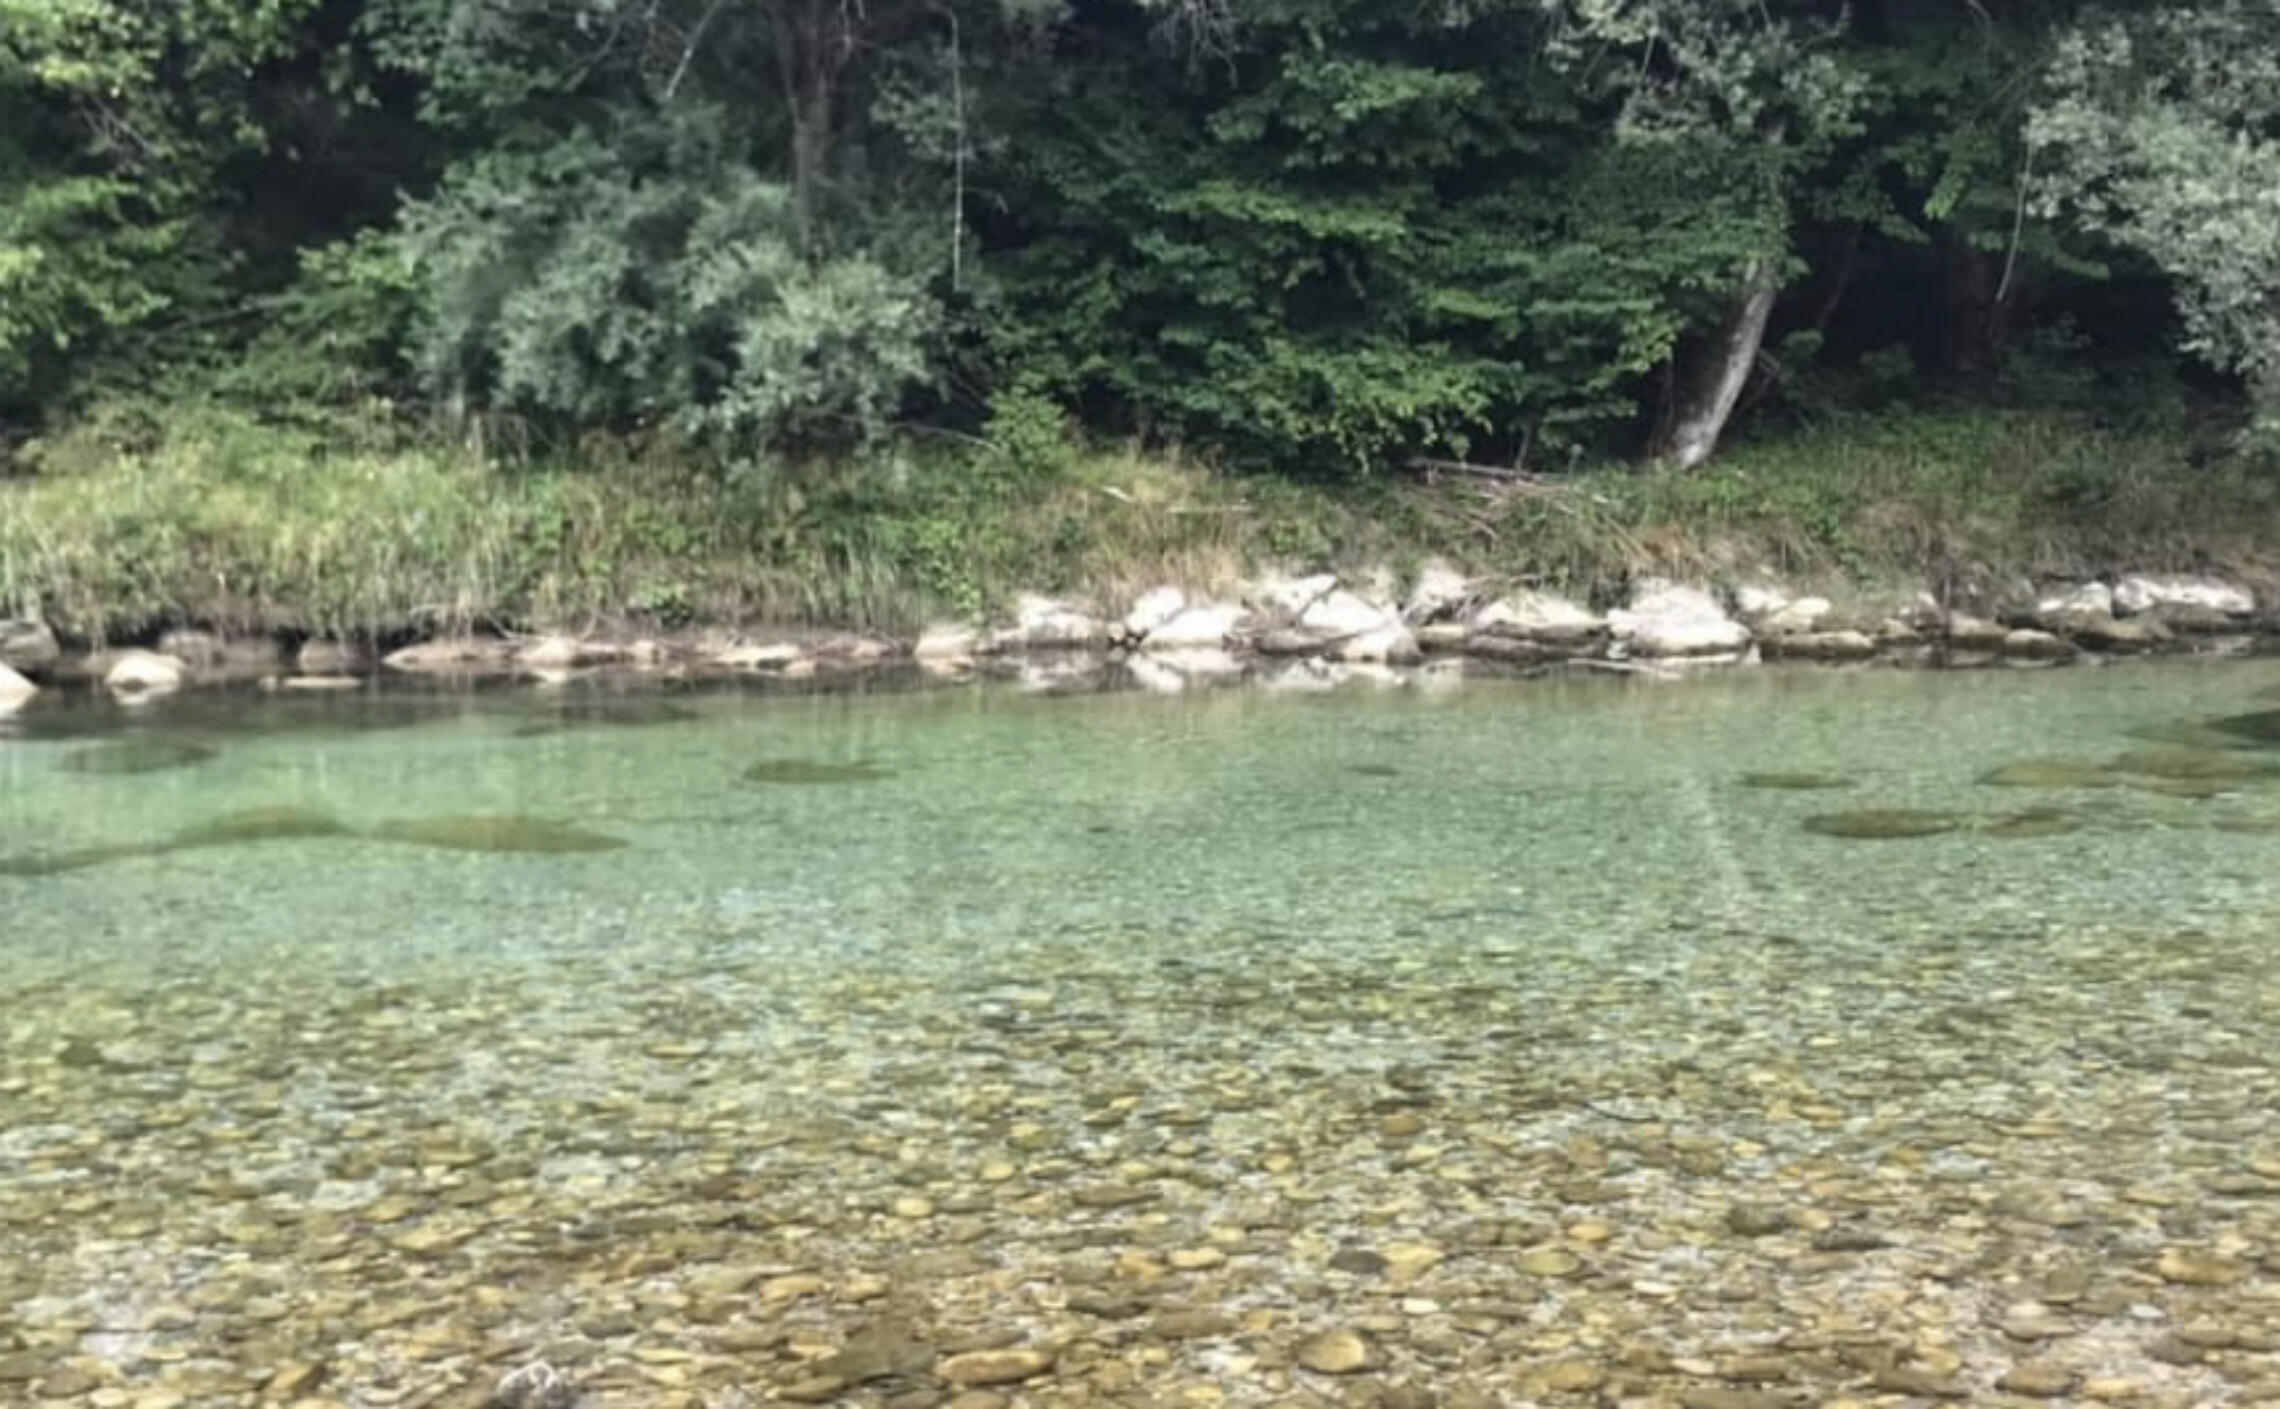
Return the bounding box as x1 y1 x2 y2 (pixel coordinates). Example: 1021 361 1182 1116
3 0 2276 475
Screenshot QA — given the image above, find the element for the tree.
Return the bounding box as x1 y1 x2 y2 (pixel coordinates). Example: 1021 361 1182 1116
1541 0 1867 469
2031 0 2280 431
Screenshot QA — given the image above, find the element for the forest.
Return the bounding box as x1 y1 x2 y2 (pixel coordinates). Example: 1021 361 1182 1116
3 0 2278 636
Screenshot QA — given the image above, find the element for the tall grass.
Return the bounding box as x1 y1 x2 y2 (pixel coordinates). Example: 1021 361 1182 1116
3 402 2273 643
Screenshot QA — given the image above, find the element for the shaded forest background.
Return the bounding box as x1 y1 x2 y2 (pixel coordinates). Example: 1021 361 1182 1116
3 0 2278 637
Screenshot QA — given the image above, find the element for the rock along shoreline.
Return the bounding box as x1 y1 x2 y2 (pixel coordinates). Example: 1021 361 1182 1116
2 565 2274 708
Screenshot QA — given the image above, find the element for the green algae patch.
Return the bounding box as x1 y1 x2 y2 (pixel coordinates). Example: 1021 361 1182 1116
510 699 698 738
373 815 628 854
2210 815 2280 834
2124 721 2269 752
1977 760 2118 789
172 807 351 849
0 842 165 877
1983 808 2082 840
1802 809 1968 840
1740 771 1853 791
2125 776 2240 799
2107 748 2280 783
2204 709 2280 747
59 738 220 776
743 759 893 785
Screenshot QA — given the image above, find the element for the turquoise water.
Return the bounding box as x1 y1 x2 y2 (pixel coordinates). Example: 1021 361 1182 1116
4 663 2279 1407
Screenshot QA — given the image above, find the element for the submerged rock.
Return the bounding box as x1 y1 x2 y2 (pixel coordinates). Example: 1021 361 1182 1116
509 698 696 737
2206 708 2280 746
2108 748 2280 782
373 816 628 854
1802 809 1967 840
744 759 894 785
1295 1329 1377 1375
1611 580 1750 658
1739 772 1852 791
171 807 350 848
1977 760 2118 789
59 738 220 776
0 842 161 877
1984 808 2081 840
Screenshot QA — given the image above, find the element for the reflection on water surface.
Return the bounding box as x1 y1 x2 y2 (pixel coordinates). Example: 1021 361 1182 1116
4 663 2280 1407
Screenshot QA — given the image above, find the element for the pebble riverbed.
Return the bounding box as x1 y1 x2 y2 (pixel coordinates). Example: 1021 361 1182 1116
4 663 2280 1409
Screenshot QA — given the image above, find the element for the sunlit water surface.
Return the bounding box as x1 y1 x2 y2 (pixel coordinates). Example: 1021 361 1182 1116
5 664 2280 1408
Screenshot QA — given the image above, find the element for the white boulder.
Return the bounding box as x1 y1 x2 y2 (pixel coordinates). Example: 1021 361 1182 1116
1470 591 1604 643
1299 590 1400 639
104 650 187 696
2036 582 2114 620
914 624 981 660
991 595 1110 652
0 661 36 708
1245 572 1338 618
1143 604 1247 652
1403 560 1472 622
710 641 804 669
2112 574 2254 618
0 618 60 673
1327 625 1422 665
1758 597 1833 636
1122 586 1188 639
1609 581 1750 658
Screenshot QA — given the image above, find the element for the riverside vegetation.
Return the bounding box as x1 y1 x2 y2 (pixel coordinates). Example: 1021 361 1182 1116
5 2 2280 652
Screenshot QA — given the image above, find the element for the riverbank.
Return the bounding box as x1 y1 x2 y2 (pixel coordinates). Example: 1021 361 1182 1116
4 403 2278 699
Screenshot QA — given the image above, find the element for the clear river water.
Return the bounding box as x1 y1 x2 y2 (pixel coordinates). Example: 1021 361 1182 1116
4 661 2279 1409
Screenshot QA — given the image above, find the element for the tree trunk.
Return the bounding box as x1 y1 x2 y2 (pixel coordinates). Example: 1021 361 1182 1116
1654 259 1780 471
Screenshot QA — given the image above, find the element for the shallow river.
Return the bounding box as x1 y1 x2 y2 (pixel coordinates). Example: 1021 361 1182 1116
4 663 2280 1409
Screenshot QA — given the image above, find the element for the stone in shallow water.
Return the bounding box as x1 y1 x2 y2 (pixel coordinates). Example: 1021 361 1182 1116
1295 1329 1377 1375
744 759 894 785
2108 748 2280 782
2156 1248 2247 1285
1978 760 2117 789
1801 809 1966 840
1997 1364 2077 1398
171 807 350 848
936 1350 1053 1387
59 738 219 775
372 815 628 854
1738 772 1852 790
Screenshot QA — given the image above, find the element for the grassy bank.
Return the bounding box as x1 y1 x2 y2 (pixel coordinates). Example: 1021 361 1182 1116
4 402 2277 644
